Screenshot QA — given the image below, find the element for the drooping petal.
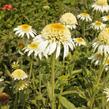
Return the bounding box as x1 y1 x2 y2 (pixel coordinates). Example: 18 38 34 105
63 43 69 58
56 42 61 59
28 50 33 56
48 42 57 55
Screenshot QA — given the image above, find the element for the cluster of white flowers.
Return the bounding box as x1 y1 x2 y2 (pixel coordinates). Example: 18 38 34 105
13 0 109 60
13 0 109 101
89 28 109 72
76 12 106 31
11 69 29 91
14 12 86 59
92 0 109 13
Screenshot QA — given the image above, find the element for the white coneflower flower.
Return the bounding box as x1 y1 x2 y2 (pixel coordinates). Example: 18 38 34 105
103 88 109 102
14 24 37 39
77 12 92 22
92 0 109 13
60 13 78 29
11 61 20 69
73 37 86 46
91 21 106 30
38 23 75 59
23 38 47 59
15 80 29 91
92 28 109 55
11 69 28 80
88 52 103 65
102 15 109 21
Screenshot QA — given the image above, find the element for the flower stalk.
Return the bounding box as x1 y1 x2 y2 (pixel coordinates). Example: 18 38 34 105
51 54 55 109
89 57 107 109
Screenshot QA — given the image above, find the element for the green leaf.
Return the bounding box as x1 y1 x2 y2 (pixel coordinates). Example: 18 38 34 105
59 96 76 109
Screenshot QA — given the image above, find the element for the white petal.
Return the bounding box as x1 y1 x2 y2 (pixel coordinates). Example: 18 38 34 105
38 53 42 59
15 30 22 35
13 27 19 31
28 50 33 56
68 39 74 50
63 43 69 58
26 33 30 39
40 40 48 50
29 31 35 38
56 43 61 59
48 42 57 55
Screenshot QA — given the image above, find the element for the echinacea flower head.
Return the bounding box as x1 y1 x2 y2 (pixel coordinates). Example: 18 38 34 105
88 52 103 65
12 61 20 69
103 88 109 102
92 28 109 55
73 37 86 46
92 0 109 13
77 12 92 22
11 69 28 80
23 39 46 59
102 15 109 21
91 21 106 31
98 28 109 44
60 13 78 29
14 24 37 39
15 80 29 91
40 23 75 58
89 52 109 70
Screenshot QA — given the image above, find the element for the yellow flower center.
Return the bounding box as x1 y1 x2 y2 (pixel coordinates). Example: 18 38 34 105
74 38 86 45
96 0 108 5
20 24 31 32
60 13 78 25
16 81 28 91
16 71 24 77
11 69 27 80
95 21 102 26
75 38 83 42
81 13 89 16
28 42 39 49
50 23 64 30
41 23 71 42
98 28 109 44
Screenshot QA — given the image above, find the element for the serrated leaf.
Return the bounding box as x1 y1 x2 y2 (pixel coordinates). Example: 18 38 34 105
59 96 76 109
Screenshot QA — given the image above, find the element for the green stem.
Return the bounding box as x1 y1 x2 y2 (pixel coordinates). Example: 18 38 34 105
58 86 63 109
29 59 33 79
84 0 87 9
37 58 42 93
51 54 55 109
39 71 42 93
14 93 18 109
82 21 86 40
89 58 106 109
